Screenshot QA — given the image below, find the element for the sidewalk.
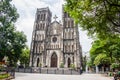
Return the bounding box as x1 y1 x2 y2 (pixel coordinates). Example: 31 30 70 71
12 72 113 80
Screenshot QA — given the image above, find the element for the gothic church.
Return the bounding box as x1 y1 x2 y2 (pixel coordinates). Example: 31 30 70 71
29 7 82 68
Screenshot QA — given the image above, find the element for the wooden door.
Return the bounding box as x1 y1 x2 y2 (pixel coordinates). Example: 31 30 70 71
68 58 71 68
51 53 57 67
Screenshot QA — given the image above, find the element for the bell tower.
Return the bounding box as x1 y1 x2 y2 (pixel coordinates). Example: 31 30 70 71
29 7 52 67
62 6 82 68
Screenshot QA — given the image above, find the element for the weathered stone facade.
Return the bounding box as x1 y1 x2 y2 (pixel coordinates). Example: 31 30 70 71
29 7 82 68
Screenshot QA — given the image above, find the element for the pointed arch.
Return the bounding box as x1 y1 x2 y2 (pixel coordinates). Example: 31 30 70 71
37 58 40 67
68 58 71 68
51 52 57 67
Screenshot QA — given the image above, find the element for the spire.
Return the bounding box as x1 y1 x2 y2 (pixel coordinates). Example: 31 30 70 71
53 15 58 21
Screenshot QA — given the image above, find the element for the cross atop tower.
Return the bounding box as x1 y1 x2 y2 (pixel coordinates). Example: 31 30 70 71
53 15 58 21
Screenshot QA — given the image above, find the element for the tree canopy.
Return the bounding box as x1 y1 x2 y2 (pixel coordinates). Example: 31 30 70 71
19 46 30 67
0 0 27 66
90 36 120 66
65 0 120 68
94 53 111 66
65 0 120 38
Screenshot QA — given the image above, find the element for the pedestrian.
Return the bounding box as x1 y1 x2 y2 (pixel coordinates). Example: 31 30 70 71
80 67 83 74
113 72 118 80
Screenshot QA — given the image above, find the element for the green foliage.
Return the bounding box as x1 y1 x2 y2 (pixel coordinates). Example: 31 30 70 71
90 36 120 66
19 47 30 67
118 71 120 75
65 0 120 38
39 63 42 67
60 63 64 68
0 73 10 79
111 63 120 69
0 0 27 66
87 60 93 67
94 54 110 65
108 72 113 76
70 63 75 69
65 0 120 69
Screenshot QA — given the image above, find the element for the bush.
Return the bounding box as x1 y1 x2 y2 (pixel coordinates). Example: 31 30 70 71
117 71 120 75
60 63 64 68
108 72 113 76
39 63 42 67
0 73 10 79
70 64 75 69
111 63 120 69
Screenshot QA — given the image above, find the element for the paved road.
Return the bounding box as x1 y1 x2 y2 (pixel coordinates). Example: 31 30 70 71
13 72 113 80
13 73 113 80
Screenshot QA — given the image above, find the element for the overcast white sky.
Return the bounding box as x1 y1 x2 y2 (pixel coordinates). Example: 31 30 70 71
12 0 93 53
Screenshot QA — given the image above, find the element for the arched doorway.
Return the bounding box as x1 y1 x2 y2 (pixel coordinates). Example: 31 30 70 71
51 52 57 67
68 58 71 68
37 58 39 67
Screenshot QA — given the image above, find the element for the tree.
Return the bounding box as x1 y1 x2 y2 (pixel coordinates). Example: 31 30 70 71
7 31 27 65
0 0 19 61
90 36 120 67
19 47 30 67
65 0 120 38
94 54 110 66
0 0 27 66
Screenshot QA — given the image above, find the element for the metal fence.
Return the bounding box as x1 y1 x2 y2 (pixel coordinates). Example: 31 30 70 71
15 68 81 75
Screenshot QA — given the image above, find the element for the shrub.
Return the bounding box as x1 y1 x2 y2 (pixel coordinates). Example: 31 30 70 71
111 63 120 69
39 63 42 67
0 73 10 79
70 64 75 69
60 63 64 68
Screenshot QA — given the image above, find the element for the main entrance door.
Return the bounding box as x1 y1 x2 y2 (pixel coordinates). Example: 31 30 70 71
68 58 71 68
51 52 57 67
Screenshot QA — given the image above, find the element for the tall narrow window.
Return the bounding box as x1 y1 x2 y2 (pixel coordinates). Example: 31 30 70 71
40 14 41 20
39 46 41 53
68 21 70 27
69 45 70 52
44 14 46 20
65 45 67 52
41 14 43 20
72 45 74 52
71 20 74 27
36 23 38 30
40 35 41 40
43 23 45 30
37 14 40 21
38 23 40 30
37 45 39 53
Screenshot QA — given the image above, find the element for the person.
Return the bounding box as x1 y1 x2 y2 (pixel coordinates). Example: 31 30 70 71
80 67 83 74
113 72 118 80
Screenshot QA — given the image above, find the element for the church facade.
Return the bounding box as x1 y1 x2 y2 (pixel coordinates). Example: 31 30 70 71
29 7 82 68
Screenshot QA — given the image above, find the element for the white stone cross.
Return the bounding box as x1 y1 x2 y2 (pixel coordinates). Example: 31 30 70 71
53 15 58 21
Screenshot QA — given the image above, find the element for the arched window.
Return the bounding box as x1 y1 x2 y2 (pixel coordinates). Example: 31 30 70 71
37 58 39 67
44 14 46 20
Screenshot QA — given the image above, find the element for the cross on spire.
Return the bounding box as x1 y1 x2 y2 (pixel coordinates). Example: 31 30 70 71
53 15 58 21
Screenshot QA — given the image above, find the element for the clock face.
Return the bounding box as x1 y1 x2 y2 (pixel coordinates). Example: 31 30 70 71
52 37 57 42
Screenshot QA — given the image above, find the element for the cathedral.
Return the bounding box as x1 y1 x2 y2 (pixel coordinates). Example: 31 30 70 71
29 7 82 68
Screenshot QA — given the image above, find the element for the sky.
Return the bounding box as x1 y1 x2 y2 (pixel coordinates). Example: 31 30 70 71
11 0 93 53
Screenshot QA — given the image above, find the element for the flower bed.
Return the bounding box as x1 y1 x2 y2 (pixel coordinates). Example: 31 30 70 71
0 73 10 79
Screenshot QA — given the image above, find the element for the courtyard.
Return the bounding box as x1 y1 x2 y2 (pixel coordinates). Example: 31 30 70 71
12 73 113 80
